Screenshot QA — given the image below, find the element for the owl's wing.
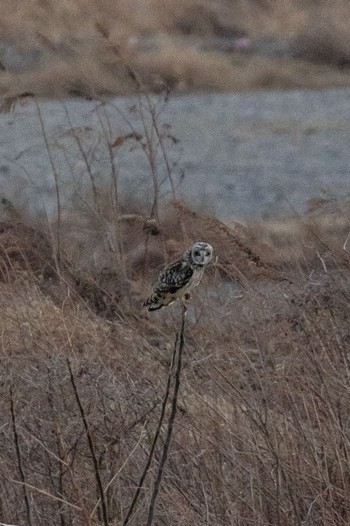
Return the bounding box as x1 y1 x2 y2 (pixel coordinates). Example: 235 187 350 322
154 260 193 294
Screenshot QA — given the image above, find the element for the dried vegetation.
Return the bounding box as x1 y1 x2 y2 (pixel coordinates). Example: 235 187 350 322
2 0 350 98
1 1 350 522
1 192 350 525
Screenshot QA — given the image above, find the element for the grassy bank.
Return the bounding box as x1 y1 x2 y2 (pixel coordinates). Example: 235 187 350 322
1 196 350 525
1 0 350 99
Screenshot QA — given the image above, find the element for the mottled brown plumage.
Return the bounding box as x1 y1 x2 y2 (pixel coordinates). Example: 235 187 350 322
143 241 213 311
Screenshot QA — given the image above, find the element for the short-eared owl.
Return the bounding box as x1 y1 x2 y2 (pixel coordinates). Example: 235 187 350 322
143 241 213 311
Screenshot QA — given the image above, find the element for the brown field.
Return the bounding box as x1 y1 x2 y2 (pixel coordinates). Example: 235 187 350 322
1 0 350 98
1 193 350 525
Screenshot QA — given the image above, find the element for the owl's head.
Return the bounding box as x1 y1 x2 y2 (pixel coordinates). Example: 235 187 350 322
189 241 213 266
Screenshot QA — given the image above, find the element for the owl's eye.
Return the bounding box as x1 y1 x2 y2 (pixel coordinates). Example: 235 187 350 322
205 251 210 256
194 250 201 257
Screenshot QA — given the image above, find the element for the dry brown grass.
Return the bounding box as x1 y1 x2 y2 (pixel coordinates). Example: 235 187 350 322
1 196 350 525
2 0 350 99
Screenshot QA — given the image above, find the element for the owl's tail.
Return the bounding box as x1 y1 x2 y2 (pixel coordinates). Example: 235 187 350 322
143 294 163 311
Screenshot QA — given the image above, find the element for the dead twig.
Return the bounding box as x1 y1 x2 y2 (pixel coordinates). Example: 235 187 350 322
67 358 109 526
146 304 187 526
9 386 33 526
122 334 178 525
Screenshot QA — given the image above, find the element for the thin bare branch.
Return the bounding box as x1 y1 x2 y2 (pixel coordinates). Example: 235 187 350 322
9 386 33 526
123 335 178 525
67 359 109 526
146 304 187 526
10 479 82 512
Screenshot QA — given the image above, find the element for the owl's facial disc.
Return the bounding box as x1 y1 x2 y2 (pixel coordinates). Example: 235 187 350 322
191 242 213 265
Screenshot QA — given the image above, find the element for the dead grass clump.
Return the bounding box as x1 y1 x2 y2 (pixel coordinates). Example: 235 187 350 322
0 221 58 281
0 218 134 316
166 201 280 283
251 204 350 275
132 42 241 92
149 0 306 39
293 31 350 69
292 0 350 69
74 268 132 320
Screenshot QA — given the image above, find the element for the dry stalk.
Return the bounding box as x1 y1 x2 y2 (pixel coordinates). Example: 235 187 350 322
34 100 62 270
123 333 178 525
9 385 33 526
61 103 103 219
146 304 187 526
67 358 109 526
